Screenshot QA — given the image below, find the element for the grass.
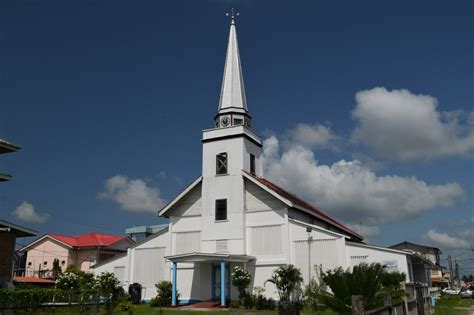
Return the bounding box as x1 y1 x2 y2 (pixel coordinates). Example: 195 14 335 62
434 295 474 315
11 304 338 315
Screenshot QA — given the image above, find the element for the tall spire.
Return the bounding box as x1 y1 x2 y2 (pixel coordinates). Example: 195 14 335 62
218 10 248 113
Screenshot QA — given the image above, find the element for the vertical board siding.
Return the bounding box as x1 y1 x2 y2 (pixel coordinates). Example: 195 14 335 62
351 255 369 266
113 266 125 284
251 225 282 255
175 231 201 254
294 238 338 283
133 247 166 286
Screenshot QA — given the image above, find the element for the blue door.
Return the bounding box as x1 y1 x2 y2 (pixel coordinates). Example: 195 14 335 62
211 263 230 301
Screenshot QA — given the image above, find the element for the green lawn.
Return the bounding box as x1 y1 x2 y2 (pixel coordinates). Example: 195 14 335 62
434 295 474 315
12 304 337 315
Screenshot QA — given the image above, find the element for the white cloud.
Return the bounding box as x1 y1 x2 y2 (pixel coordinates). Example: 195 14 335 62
11 201 49 224
262 136 465 224
352 87 474 161
458 229 474 238
347 224 380 238
424 229 470 249
283 123 338 150
98 175 166 213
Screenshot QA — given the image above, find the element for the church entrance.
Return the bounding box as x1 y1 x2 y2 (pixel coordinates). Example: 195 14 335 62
211 262 230 301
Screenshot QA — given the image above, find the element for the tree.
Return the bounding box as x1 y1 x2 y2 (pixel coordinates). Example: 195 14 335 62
95 272 123 314
51 258 62 280
231 266 252 299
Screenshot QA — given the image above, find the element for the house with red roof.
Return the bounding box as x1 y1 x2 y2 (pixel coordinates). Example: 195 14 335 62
21 232 134 278
92 17 412 305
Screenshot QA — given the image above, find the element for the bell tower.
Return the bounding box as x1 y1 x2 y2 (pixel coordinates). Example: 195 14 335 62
200 12 263 254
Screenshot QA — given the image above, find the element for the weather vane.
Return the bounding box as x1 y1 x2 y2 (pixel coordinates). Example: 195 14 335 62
226 8 239 24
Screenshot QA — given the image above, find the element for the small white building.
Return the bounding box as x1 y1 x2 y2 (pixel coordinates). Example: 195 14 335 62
93 16 411 305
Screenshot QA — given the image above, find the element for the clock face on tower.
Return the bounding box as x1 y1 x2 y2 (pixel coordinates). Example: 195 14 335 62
221 116 230 127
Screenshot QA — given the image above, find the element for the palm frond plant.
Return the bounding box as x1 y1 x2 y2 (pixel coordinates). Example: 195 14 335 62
265 265 303 315
318 263 405 315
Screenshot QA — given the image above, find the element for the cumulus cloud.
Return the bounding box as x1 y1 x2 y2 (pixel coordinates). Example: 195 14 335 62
424 229 470 249
352 87 474 161
262 136 465 224
98 175 165 213
347 224 380 238
11 201 49 224
282 123 338 150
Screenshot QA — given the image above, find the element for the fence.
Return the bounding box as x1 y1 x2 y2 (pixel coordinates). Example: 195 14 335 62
352 283 432 315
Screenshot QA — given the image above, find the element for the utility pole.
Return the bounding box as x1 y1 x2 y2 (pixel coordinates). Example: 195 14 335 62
447 255 453 288
454 260 460 287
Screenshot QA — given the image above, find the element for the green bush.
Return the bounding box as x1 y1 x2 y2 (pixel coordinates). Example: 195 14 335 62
303 279 327 311
95 272 124 314
319 263 406 314
231 266 252 300
150 281 178 307
0 288 58 310
242 293 254 309
267 297 276 310
229 299 241 308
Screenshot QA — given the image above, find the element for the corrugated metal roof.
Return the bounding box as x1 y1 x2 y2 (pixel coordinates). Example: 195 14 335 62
49 232 128 247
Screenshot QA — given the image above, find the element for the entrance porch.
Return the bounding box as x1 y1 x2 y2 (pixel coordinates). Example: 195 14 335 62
165 253 255 306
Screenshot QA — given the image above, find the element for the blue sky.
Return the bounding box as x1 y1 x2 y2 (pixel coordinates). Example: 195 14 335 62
1 1 472 272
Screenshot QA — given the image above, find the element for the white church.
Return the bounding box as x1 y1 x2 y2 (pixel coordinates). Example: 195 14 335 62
93 15 412 305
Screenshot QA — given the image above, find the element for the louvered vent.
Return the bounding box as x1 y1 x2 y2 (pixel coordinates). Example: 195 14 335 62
216 240 228 253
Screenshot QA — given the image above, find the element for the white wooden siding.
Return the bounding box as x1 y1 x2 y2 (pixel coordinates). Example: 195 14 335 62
175 231 201 254
170 183 202 217
133 247 166 286
245 180 286 212
351 255 368 266
216 240 228 253
113 266 125 284
294 238 339 283
251 225 283 255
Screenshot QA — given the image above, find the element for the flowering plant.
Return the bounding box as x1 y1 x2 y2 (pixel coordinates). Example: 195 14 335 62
231 266 251 299
56 271 80 291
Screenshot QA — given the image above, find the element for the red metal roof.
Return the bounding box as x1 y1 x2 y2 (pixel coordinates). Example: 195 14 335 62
246 172 362 240
13 277 55 284
49 232 127 248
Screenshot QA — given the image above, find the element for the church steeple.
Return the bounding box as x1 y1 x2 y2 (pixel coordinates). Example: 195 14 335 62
215 10 251 129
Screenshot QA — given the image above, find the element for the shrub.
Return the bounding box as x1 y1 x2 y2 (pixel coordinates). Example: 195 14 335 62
303 279 327 311
242 293 254 309
150 281 177 307
231 266 252 299
56 271 81 292
255 294 268 310
267 297 276 310
265 265 303 303
319 263 406 314
229 299 241 308
0 288 58 310
95 272 124 314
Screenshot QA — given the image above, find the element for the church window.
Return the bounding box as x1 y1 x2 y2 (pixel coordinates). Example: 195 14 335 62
234 118 243 125
250 154 255 174
215 199 227 221
216 153 228 175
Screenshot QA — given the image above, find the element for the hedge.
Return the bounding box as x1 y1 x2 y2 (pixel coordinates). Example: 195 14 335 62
0 288 98 310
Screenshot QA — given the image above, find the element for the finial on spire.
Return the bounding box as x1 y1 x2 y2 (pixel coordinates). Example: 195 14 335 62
226 8 239 25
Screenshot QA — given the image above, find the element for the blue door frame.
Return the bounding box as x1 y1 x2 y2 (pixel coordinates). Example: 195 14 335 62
211 262 230 301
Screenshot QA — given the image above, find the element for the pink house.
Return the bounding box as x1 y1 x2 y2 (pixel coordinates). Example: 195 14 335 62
21 233 134 278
